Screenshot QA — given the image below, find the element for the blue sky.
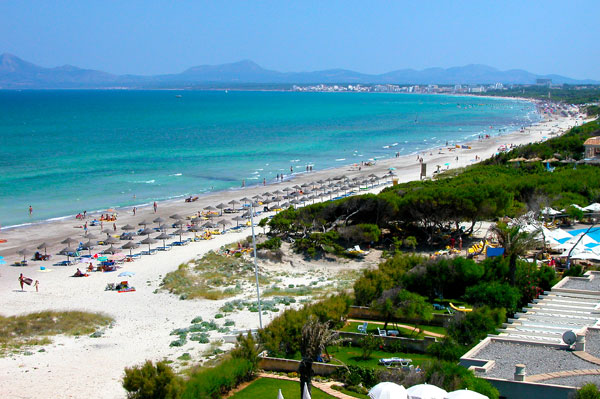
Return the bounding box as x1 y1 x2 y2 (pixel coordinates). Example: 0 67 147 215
1 1 599 79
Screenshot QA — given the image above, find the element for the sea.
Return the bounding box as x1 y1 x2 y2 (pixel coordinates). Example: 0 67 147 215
0 90 540 228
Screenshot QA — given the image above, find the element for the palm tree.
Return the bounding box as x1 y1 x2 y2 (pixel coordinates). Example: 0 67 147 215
491 222 540 286
299 316 340 399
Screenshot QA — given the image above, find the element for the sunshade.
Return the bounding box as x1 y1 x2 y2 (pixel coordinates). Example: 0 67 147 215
406 383 447 399
368 382 407 399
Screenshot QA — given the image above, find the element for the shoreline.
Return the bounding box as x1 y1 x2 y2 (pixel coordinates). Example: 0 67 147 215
1 95 542 231
0 110 585 399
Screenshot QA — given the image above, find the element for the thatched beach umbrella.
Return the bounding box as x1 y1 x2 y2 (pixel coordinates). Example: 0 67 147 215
153 217 165 227
272 190 284 195
155 232 170 248
122 224 136 231
216 203 227 216
81 240 95 256
104 236 120 245
169 213 184 220
103 245 119 255
240 197 252 205
37 242 50 256
58 247 74 262
140 237 157 253
232 215 245 227
84 232 98 240
17 248 32 262
62 237 76 247
191 216 203 224
228 199 239 210
121 241 137 257
172 228 187 243
138 220 150 227
140 227 155 236
204 205 217 212
217 219 231 232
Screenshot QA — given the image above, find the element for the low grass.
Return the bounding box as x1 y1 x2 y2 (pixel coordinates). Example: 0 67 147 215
161 251 268 300
327 346 435 369
0 311 113 355
230 377 335 399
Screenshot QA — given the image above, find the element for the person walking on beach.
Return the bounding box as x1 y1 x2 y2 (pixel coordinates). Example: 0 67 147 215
133 207 136 216
83 210 87 218
34 280 39 292
263 178 266 186
153 201 157 213
113 223 117 232
18 273 25 291
29 205 33 217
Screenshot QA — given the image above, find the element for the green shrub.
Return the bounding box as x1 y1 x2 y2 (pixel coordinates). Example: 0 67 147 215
123 360 183 399
426 338 467 361
181 358 254 399
448 306 505 347
189 333 209 343
257 236 282 250
464 282 520 314
577 383 600 399
423 360 499 399
214 314 224 319
170 337 186 347
191 316 203 324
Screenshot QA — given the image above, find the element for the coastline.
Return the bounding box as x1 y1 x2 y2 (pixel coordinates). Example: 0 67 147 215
0 110 585 399
0 93 541 232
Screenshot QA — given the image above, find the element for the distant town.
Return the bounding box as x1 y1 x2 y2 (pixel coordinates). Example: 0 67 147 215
291 79 576 94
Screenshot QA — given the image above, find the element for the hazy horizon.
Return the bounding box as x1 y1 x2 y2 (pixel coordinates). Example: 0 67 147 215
1 1 599 80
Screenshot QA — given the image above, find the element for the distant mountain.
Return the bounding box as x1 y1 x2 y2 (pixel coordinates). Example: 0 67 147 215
0 53 597 89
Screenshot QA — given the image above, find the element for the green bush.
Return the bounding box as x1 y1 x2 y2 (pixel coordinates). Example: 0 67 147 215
448 306 505 347
259 294 350 357
181 358 255 399
426 338 468 361
577 383 600 399
123 360 183 399
257 236 282 250
423 360 499 399
464 282 520 314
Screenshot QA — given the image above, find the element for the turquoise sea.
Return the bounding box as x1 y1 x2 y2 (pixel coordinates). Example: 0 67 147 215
0 90 539 228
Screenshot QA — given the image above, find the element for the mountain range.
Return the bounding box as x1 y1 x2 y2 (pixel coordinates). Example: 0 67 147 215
0 53 597 89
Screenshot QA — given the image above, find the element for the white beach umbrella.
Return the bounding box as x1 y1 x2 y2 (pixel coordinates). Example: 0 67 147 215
543 227 572 241
406 383 447 399
302 383 311 399
541 207 561 216
277 388 284 399
558 233 598 251
584 203 600 212
444 389 488 399
368 382 408 399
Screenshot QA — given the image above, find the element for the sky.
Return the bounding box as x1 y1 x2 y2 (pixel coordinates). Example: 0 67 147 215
1 1 599 79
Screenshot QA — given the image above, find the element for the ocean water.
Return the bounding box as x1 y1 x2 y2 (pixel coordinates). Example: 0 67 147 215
0 90 539 228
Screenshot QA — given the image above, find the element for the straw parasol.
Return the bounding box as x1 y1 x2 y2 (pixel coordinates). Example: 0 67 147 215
37 242 50 255
155 232 170 248
81 240 96 256
139 227 155 236
543 157 560 163
204 205 217 212
104 236 120 245
121 241 137 257
240 197 252 204
62 237 76 247
58 247 74 262
216 203 227 215
191 216 203 224
122 224 136 231
103 245 119 255
169 213 184 220
17 248 32 262
232 215 245 227
525 157 542 163
84 232 98 240
102 228 113 237
217 219 231 232
153 217 165 226
172 228 187 243
228 199 239 209
140 237 157 253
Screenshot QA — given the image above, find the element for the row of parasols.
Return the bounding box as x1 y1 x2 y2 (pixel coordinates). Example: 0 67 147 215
15 173 393 262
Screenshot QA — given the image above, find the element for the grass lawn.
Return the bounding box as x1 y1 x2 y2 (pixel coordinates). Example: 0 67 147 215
327 346 435 369
342 321 446 338
230 377 334 399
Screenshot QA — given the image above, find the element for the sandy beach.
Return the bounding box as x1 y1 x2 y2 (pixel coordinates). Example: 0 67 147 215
0 109 586 399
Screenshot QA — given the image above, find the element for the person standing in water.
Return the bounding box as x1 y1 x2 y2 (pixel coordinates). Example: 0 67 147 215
29 205 33 217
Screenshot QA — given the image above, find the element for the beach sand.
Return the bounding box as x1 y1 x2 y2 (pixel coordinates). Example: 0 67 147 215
0 111 585 398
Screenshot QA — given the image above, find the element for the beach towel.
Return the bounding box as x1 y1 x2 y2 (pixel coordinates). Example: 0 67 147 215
23 277 33 285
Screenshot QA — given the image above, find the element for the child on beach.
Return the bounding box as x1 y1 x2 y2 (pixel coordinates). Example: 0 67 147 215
34 280 39 292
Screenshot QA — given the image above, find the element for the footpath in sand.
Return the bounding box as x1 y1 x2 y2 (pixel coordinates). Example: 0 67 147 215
0 112 585 399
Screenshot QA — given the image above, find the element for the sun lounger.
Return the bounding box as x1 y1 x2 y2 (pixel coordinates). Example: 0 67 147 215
157 246 171 251
377 327 387 337
357 322 368 333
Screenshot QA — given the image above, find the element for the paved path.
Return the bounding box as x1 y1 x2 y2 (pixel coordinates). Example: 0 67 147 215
527 368 600 382
347 318 445 338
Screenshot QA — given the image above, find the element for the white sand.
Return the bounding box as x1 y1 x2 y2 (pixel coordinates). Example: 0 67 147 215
0 109 586 399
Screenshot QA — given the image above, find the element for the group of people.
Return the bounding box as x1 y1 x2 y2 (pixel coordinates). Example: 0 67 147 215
18 273 39 292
